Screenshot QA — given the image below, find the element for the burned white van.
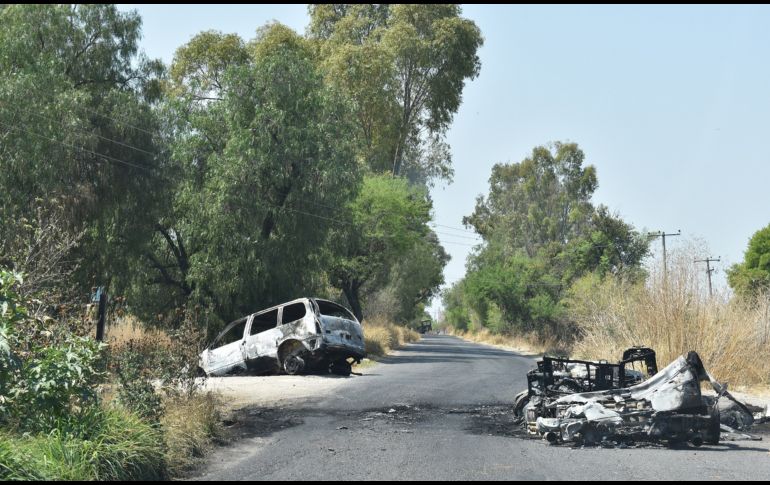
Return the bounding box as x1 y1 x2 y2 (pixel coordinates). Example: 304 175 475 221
198 298 365 377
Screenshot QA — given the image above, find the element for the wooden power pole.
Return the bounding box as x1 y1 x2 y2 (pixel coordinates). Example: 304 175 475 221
694 256 720 297
648 230 681 281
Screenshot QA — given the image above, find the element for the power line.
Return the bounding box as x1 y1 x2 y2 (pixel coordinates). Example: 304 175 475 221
438 240 478 248
1 109 480 249
213 195 472 249
7 105 158 158
432 230 482 241
0 120 160 174
79 104 159 138
430 222 477 234
268 198 482 242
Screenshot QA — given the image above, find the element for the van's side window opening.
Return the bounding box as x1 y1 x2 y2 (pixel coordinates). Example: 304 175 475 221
281 303 307 325
217 320 247 346
250 309 278 335
316 300 356 321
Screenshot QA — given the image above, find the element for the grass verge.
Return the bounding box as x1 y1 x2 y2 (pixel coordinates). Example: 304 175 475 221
568 269 770 389
162 392 224 475
0 393 224 480
361 316 421 359
0 407 165 481
444 327 557 356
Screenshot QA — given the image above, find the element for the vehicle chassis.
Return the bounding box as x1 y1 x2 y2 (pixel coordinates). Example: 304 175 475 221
515 349 756 447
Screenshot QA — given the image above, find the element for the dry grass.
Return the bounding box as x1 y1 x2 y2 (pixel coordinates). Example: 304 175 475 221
445 327 554 356
106 315 224 475
361 316 421 358
106 315 173 348
567 245 770 388
161 392 224 475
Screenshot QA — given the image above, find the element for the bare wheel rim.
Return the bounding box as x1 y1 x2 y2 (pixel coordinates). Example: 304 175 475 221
284 352 305 375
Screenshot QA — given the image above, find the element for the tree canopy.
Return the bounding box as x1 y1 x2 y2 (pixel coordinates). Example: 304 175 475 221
445 142 649 336
728 223 770 298
0 5 463 336
309 4 483 185
0 4 165 296
130 24 361 326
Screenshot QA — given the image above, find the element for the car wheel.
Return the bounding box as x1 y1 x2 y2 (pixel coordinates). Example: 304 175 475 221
330 359 352 376
512 390 529 424
283 350 306 375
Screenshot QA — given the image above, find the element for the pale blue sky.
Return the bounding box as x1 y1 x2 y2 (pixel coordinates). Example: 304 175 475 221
119 4 770 312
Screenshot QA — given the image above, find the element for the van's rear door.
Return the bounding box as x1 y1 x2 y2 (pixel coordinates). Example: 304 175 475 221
313 299 365 356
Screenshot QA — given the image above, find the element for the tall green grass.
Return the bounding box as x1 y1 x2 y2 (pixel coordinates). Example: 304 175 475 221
0 407 165 481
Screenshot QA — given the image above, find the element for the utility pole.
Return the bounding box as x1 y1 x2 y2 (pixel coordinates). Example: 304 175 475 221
694 256 720 297
648 230 681 281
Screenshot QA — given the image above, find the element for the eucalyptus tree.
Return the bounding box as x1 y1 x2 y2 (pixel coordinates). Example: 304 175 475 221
0 4 165 294
308 4 483 184
138 24 361 326
451 142 649 335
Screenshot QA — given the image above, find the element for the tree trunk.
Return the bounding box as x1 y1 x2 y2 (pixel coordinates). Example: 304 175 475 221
342 282 364 322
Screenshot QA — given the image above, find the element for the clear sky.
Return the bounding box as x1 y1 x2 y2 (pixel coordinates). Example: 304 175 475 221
119 4 770 312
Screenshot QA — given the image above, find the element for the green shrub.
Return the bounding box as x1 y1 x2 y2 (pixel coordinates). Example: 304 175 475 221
113 340 164 424
13 336 106 431
1 269 108 431
0 270 25 416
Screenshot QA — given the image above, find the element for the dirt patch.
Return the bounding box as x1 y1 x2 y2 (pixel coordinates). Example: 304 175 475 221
203 374 355 410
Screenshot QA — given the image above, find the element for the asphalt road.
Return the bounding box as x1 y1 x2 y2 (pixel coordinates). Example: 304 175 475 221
192 335 770 481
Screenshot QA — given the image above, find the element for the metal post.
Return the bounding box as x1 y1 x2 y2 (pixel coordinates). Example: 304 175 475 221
95 287 107 342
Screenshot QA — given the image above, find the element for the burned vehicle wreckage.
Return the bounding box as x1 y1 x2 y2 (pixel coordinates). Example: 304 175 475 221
513 347 766 446
198 298 365 377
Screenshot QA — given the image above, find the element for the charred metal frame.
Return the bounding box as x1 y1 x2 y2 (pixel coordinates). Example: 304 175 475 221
517 349 764 446
526 347 657 397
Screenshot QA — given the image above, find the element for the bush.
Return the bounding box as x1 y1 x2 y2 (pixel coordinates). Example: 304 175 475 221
107 309 210 422
0 270 24 417
1 269 107 431
0 268 223 479
113 339 164 424
12 336 105 430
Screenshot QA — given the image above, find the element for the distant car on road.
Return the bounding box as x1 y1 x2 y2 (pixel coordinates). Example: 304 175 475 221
198 298 365 377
